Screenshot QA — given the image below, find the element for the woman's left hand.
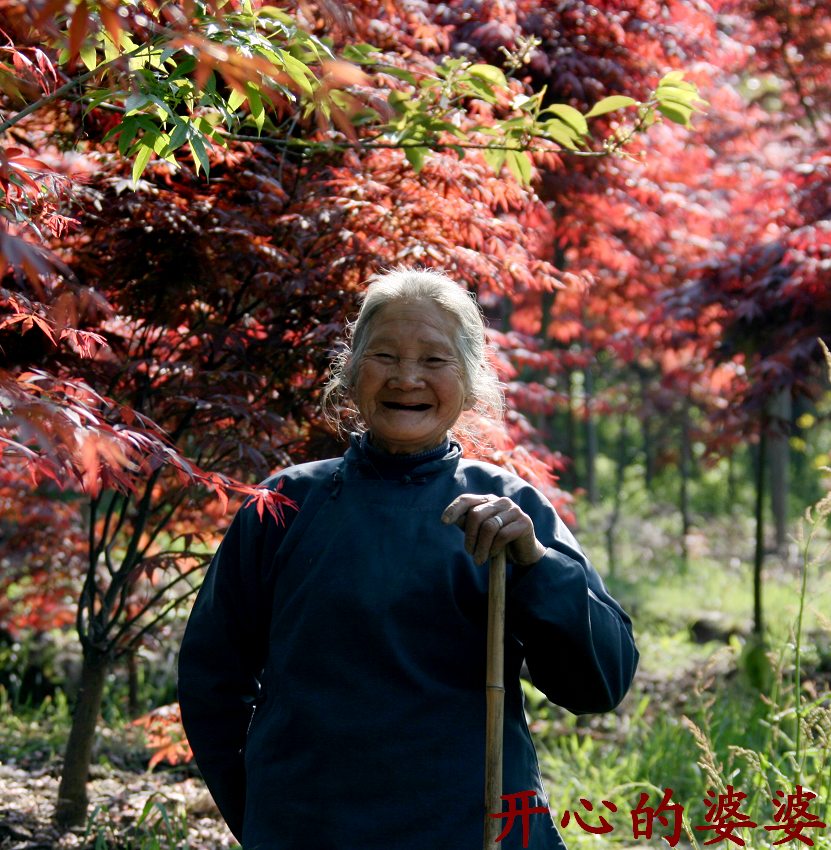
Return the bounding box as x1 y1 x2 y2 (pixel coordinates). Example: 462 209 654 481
441 494 547 567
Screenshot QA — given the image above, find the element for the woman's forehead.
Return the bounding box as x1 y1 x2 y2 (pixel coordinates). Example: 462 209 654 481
366 300 459 345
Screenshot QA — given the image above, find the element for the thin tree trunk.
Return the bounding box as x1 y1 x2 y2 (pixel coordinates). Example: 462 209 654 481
767 388 791 553
584 364 598 505
501 294 513 334
727 451 737 512
679 396 692 570
564 368 576 492
55 647 109 827
127 648 140 718
640 372 654 491
753 427 767 637
540 290 555 340
605 415 629 578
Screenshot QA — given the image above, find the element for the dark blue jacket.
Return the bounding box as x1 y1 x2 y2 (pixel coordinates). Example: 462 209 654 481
177 436 638 849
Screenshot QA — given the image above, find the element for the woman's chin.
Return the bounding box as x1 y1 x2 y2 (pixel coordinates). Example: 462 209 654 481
368 427 446 455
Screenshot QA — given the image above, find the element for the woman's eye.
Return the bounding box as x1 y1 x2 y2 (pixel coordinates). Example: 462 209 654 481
373 352 395 361
426 357 448 366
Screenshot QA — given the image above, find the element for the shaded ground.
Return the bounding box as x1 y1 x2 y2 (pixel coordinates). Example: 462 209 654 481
0 762 236 850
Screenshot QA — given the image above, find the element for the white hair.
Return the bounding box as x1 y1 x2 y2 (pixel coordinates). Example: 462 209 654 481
322 266 504 432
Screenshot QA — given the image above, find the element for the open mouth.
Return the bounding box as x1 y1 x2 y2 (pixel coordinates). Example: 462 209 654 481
382 402 432 411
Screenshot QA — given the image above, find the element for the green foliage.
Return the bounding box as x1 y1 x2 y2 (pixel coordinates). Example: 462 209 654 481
528 643 831 849
527 483 831 849
654 70 708 127
14 4 707 186
0 674 169 772
0 686 73 765
86 2 338 179
85 796 192 850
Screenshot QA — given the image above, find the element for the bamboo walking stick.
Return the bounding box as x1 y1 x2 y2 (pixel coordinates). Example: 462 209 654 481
483 547 507 849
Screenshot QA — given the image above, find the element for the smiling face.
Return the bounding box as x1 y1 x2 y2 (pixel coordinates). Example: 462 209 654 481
352 300 472 455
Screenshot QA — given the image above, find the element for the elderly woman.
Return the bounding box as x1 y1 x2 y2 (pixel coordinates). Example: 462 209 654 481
177 267 638 850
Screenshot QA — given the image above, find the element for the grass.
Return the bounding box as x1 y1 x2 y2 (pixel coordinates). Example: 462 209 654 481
524 495 831 849
0 687 75 766
85 797 192 850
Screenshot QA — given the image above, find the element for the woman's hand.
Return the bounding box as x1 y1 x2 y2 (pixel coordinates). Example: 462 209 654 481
441 494 547 567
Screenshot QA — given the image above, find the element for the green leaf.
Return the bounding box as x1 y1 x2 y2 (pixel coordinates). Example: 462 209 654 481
541 120 579 150
404 145 428 173
482 146 507 176
541 104 588 136
657 102 692 126
467 64 507 88
377 65 417 85
505 150 532 185
189 134 210 177
659 70 687 87
388 90 413 116
511 93 534 111
132 115 161 134
142 47 164 70
84 87 121 118
116 117 139 155
658 79 699 94
258 5 296 24
79 43 97 73
167 120 190 152
152 132 177 163
436 57 465 79
655 71 706 114
276 49 315 97
342 43 378 64
102 34 119 63
422 117 465 138
656 84 700 107
246 84 265 132
147 94 175 121
464 76 499 104
131 144 153 183
657 93 702 116
350 107 381 127
584 95 637 118
499 117 530 132
227 87 247 112
168 55 197 81
124 92 150 115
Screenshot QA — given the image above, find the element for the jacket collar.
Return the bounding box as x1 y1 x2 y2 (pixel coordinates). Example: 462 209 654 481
343 432 462 482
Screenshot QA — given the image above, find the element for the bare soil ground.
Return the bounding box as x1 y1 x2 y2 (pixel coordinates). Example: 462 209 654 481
0 761 236 850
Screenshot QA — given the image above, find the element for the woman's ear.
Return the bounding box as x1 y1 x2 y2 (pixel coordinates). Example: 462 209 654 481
462 394 475 411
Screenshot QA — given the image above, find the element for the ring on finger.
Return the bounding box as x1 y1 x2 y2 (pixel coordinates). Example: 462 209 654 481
492 514 504 529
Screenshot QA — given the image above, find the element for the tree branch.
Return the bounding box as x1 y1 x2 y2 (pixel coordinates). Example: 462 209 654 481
111 566 206 651
0 43 153 136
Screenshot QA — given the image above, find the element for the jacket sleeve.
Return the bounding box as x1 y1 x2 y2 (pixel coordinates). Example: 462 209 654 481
177 499 281 841
506 485 638 715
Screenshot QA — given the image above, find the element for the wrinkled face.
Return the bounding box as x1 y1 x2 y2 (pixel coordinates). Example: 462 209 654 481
353 300 472 455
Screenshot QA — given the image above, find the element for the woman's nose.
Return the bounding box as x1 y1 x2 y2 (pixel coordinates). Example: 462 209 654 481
388 359 426 388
